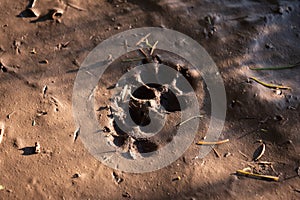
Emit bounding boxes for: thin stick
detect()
[136,33,151,46]
[250,62,300,70]
[236,170,279,181]
[150,41,158,55]
[249,77,291,90]
[0,122,5,144]
[238,150,250,160]
[212,147,220,158]
[176,115,203,127]
[197,139,229,145]
[139,48,148,58]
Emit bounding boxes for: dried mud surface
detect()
[0,0,300,199]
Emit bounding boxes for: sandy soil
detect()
[0,0,299,199]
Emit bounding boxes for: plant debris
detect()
[0,121,5,144]
[42,85,48,97]
[136,33,151,46]
[73,127,80,142]
[197,139,229,145]
[249,77,291,90]
[172,176,181,181]
[177,115,203,127]
[236,169,279,181]
[112,172,123,184]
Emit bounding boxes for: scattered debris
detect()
[122,191,131,198]
[103,126,111,133]
[253,143,266,161]
[224,152,232,157]
[197,139,229,145]
[177,115,203,127]
[212,147,221,158]
[145,39,153,48]
[72,173,81,178]
[56,41,70,50]
[35,142,41,154]
[136,33,151,46]
[258,161,273,165]
[0,185,4,190]
[238,150,250,160]
[236,169,279,181]
[0,122,5,144]
[242,167,252,172]
[0,61,8,72]
[14,40,21,54]
[150,41,158,55]
[32,120,36,126]
[7,111,16,119]
[275,89,282,95]
[297,167,300,177]
[42,85,48,98]
[39,59,49,64]
[73,127,80,142]
[112,172,123,184]
[30,48,37,54]
[172,176,181,181]
[36,110,47,116]
[249,77,291,90]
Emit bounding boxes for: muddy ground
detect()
[0,0,300,199]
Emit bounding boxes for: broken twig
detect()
[236,169,279,181]
[136,33,151,46]
[150,41,158,55]
[197,139,229,145]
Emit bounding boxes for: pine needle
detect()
[197,139,229,145]
[249,77,291,90]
